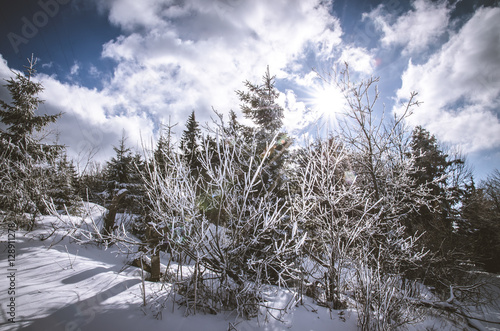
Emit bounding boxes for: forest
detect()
[1,58,500,330]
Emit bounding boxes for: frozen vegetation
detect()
[1,60,500,330]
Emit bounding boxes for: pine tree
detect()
[78,161,106,203]
[103,132,145,215]
[47,150,79,211]
[236,66,284,137]
[410,126,449,195]
[405,126,469,286]
[105,132,134,191]
[0,55,62,224]
[236,68,290,195]
[0,55,61,161]
[180,110,202,177]
[465,170,500,272]
[154,121,176,176]
[407,126,450,234]
[407,126,465,233]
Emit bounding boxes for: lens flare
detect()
[303,81,346,131]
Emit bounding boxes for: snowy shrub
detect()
[141,122,306,318]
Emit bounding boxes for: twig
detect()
[140,257,147,306]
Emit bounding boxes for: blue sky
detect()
[0,0,499,180]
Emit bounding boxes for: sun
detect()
[304,81,346,129]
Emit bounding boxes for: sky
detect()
[0,0,499,180]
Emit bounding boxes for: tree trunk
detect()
[103,189,127,238]
[146,225,162,282]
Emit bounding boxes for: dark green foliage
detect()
[180,110,202,177]
[235,68,290,195]
[462,171,500,272]
[103,133,145,214]
[0,57,61,162]
[406,126,452,236]
[47,150,80,211]
[403,126,473,287]
[236,66,284,137]
[77,161,106,202]
[0,56,63,223]
[105,133,134,188]
[154,123,176,175]
[479,170,500,272]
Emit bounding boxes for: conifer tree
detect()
[463,170,500,272]
[103,133,145,215]
[405,126,469,285]
[154,121,176,176]
[105,132,134,191]
[236,68,290,194]
[180,110,202,177]
[47,150,79,210]
[0,55,61,161]
[407,126,464,234]
[78,161,106,203]
[0,55,62,223]
[236,66,284,137]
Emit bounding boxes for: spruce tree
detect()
[466,170,500,272]
[0,55,62,224]
[105,132,134,191]
[154,121,176,176]
[104,133,145,215]
[236,66,284,137]
[180,110,202,177]
[236,68,290,194]
[0,55,61,161]
[48,150,79,211]
[406,126,468,285]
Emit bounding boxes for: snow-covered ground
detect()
[0,209,357,331]
[1,206,499,331]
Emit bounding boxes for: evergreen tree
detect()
[408,126,466,232]
[0,55,62,224]
[463,170,500,272]
[105,132,134,191]
[154,121,176,176]
[236,66,284,137]
[180,110,202,177]
[78,161,106,203]
[236,68,290,195]
[47,150,79,210]
[406,126,469,285]
[0,55,61,161]
[406,126,450,235]
[410,126,449,195]
[103,132,145,214]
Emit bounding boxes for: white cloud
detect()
[0,54,154,166]
[41,61,53,69]
[40,73,155,163]
[280,89,309,136]
[395,6,500,153]
[99,0,343,129]
[69,62,80,76]
[3,1,345,165]
[365,0,452,55]
[97,0,168,31]
[338,46,375,75]
[89,65,100,78]
[0,56,14,108]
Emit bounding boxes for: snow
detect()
[1,207,499,330]
[0,211,358,331]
